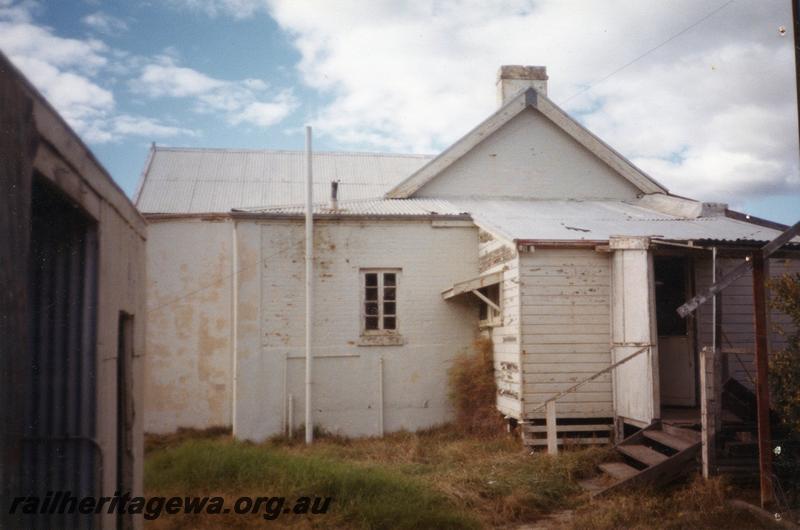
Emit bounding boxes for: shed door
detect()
[611,247,659,425]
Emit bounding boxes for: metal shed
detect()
[0,52,147,529]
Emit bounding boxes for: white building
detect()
[137,66,799,447]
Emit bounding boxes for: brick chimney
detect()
[496,65,548,107]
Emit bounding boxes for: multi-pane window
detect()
[362,270,398,333]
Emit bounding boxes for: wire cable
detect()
[146,238,305,314]
[560,0,736,105]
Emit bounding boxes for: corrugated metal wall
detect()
[20,178,100,529]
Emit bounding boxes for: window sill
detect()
[357,334,404,347]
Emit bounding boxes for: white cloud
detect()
[82,11,129,35]
[0,8,113,131]
[10,55,114,125]
[132,56,297,127]
[137,60,225,97]
[0,17,107,72]
[0,2,196,144]
[230,91,296,126]
[83,114,198,143]
[263,0,799,203]
[0,0,38,23]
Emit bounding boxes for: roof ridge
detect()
[153,146,435,158]
[235,196,451,212]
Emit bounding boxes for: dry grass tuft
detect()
[145,425,231,454]
[567,476,780,529]
[145,424,611,528]
[448,337,505,435]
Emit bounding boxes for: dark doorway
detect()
[654,256,697,408]
[117,312,135,529]
[23,177,99,529]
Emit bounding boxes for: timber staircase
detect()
[716,377,790,481]
[580,422,701,496]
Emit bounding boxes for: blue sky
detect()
[1,0,798,223]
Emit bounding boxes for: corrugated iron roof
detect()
[236,198,468,217]
[135,147,795,245]
[135,147,434,213]
[450,199,797,244]
[234,197,796,245]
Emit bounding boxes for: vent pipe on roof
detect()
[330,181,339,211]
[497,65,548,107]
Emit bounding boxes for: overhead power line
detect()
[146,238,304,315]
[560,0,736,105]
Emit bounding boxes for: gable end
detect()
[386,88,667,199]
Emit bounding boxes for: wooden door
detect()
[610,242,659,425]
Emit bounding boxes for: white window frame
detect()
[477,283,503,328]
[360,268,400,336]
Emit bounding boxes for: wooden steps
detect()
[617,444,669,466]
[598,462,638,481]
[579,421,701,497]
[642,429,694,451]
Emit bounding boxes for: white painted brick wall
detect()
[234,218,479,441]
[144,219,234,433]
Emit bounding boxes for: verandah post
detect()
[700,346,720,478]
[546,400,558,455]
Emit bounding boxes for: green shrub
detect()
[769,272,800,433]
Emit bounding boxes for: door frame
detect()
[654,253,700,409]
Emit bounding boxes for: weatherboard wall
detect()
[477,228,523,418]
[519,248,614,419]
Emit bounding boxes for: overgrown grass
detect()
[145,427,777,529]
[147,438,472,529]
[145,426,609,528]
[145,426,232,455]
[566,477,779,530]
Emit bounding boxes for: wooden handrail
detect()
[530,344,651,455]
[530,345,651,414]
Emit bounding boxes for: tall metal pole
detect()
[305,126,314,444]
[752,254,773,507]
[793,0,800,152]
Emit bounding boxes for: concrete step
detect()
[618,444,669,467]
[578,475,618,495]
[598,462,639,481]
[642,429,694,451]
[661,423,701,443]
